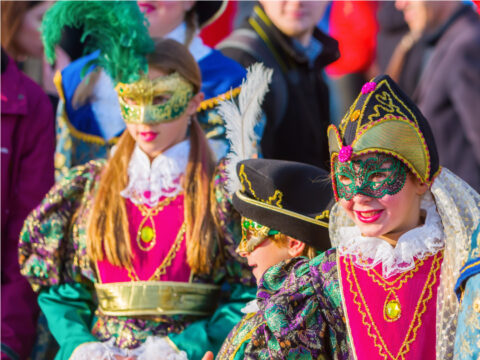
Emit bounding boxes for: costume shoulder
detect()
[198,49,246,101]
[19,159,106,291]
[255,257,331,358]
[211,158,256,287]
[456,224,480,298]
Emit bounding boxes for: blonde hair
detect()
[87,39,217,274]
[271,233,317,259]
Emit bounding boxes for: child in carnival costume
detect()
[257,74,480,359]
[48,1,251,179]
[453,224,480,360]
[19,4,262,359]
[213,157,351,359]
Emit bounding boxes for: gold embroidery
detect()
[315,210,330,220]
[367,257,426,322]
[127,222,186,281]
[238,164,284,208]
[351,110,361,122]
[343,251,443,359]
[134,194,180,252]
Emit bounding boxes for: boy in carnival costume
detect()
[19,3,263,359]
[213,158,350,359]
[257,74,480,359]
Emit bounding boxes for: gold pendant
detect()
[384,290,401,322]
[136,214,156,251]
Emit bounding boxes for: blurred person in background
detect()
[324,1,378,121]
[1,1,71,111]
[1,46,55,360]
[218,0,339,170]
[393,1,480,192]
[54,0,248,180]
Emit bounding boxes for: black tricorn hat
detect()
[232,158,334,252]
[328,74,440,196]
[194,1,227,28]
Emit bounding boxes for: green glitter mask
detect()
[115,72,194,124]
[334,154,407,200]
[235,217,280,254]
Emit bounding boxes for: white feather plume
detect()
[217,63,273,195]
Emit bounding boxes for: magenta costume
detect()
[1,50,55,360]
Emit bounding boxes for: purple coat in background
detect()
[414,6,480,192]
[1,52,55,360]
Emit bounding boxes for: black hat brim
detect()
[195,1,227,28]
[233,191,331,252]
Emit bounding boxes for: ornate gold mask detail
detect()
[115,72,194,124]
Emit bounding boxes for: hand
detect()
[202,351,214,360]
[114,356,136,360]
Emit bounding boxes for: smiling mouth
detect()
[355,210,383,223]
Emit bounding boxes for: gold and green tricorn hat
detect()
[328,74,440,200]
[41,1,195,125]
[232,158,334,255]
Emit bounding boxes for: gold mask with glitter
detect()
[235,217,281,255]
[115,72,194,124]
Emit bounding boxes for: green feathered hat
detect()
[41,0,154,84]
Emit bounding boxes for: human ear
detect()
[287,237,306,257]
[186,92,204,116]
[412,175,429,196]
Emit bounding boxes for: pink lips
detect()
[138,2,156,14]
[139,131,158,142]
[355,209,384,223]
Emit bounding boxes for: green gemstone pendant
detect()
[384,290,401,322]
[140,226,154,243]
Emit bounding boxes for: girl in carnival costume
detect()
[257,74,480,360]
[48,1,248,179]
[19,4,262,358]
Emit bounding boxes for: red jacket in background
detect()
[199,1,237,47]
[326,1,378,76]
[1,53,55,360]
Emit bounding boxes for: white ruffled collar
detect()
[120,140,189,206]
[166,22,212,62]
[337,193,445,278]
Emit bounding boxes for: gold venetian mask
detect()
[115,72,194,124]
[236,217,281,255]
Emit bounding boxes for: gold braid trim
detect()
[197,86,242,112]
[343,251,443,359]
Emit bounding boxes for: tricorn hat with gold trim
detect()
[328,74,439,199]
[232,158,333,252]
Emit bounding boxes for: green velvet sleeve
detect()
[168,283,257,359]
[38,283,97,360]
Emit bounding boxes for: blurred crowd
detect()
[1,1,480,359]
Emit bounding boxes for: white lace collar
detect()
[166,22,212,62]
[120,140,189,206]
[337,192,445,278]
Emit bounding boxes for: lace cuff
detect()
[136,337,188,360]
[70,340,123,360]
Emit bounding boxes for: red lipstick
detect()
[355,209,384,223]
[138,2,155,14]
[139,131,158,142]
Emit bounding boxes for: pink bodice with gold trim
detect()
[339,252,443,360]
[96,194,191,283]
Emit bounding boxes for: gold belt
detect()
[95,281,221,317]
